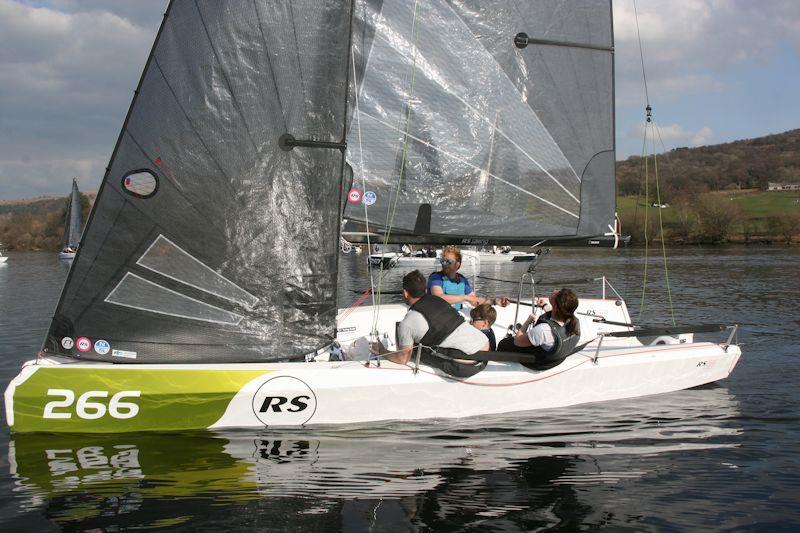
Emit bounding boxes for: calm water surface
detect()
[0,247,798,530]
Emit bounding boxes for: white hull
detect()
[0,256,7,263]
[477,251,537,263]
[5,338,740,432]
[4,297,741,433]
[216,343,739,428]
[368,252,438,268]
[58,252,75,260]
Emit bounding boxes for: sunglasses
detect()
[438,258,455,265]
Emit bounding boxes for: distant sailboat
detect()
[0,242,7,264]
[57,179,82,260]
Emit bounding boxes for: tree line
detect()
[0,194,92,251]
[617,128,799,198]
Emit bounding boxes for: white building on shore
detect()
[767,182,800,191]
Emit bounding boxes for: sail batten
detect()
[364,32,584,196]
[358,111,580,218]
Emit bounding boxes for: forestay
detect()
[43,0,352,363]
[344,0,615,244]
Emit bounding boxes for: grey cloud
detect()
[614,0,800,107]
[0,0,166,199]
[26,0,167,27]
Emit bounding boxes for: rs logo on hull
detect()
[259,395,310,413]
[252,377,317,426]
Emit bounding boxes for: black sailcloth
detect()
[344,0,615,244]
[44,0,352,363]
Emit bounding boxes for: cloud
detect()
[628,123,714,149]
[0,0,166,199]
[614,0,800,106]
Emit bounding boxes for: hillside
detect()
[616,129,800,198]
[0,193,94,251]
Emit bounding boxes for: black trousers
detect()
[420,349,485,378]
[495,336,564,371]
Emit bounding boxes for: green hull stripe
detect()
[12,368,269,433]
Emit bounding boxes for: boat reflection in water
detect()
[9,386,741,530]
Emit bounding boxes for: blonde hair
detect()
[442,245,462,263]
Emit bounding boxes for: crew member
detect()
[497,288,581,370]
[427,246,508,310]
[373,270,489,377]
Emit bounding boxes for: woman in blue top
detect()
[427,246,508,310]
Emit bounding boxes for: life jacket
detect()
[527,312,581,369]
[409,294,484,378]
[410,294,465,347]
[495,312,581,370]
[440,273,468,310]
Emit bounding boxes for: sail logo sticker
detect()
[61,337,74,350]
[112,349,138,360]
[252,376,317,426]
[94,340,110,355]
[347,188,362,203]
[363,191,377,206]
[75,337,92,352]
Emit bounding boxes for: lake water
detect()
[1,247,798,530]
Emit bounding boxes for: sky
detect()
[0,0,798,199]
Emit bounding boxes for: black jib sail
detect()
[344,0,615,244]
[43,0,353,363]
[62,179,82,250]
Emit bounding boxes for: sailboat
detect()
[4,0,740,434]
[0,243,7,264]
[57,179,82,260]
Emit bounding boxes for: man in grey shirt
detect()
[374,270,489,367]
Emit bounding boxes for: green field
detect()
[615,189,800,243]
[617,190,800,222]
[726,190,800,217]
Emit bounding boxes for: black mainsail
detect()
[61,179,82,251]
[344,0,615,244]
[44,0,353,363]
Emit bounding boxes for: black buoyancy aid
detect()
[534,312,581,364]
[410,294,484,378]
[410,294,466,347]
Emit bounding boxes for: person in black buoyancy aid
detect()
[497,288,581,370]
[371,270,489,378]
